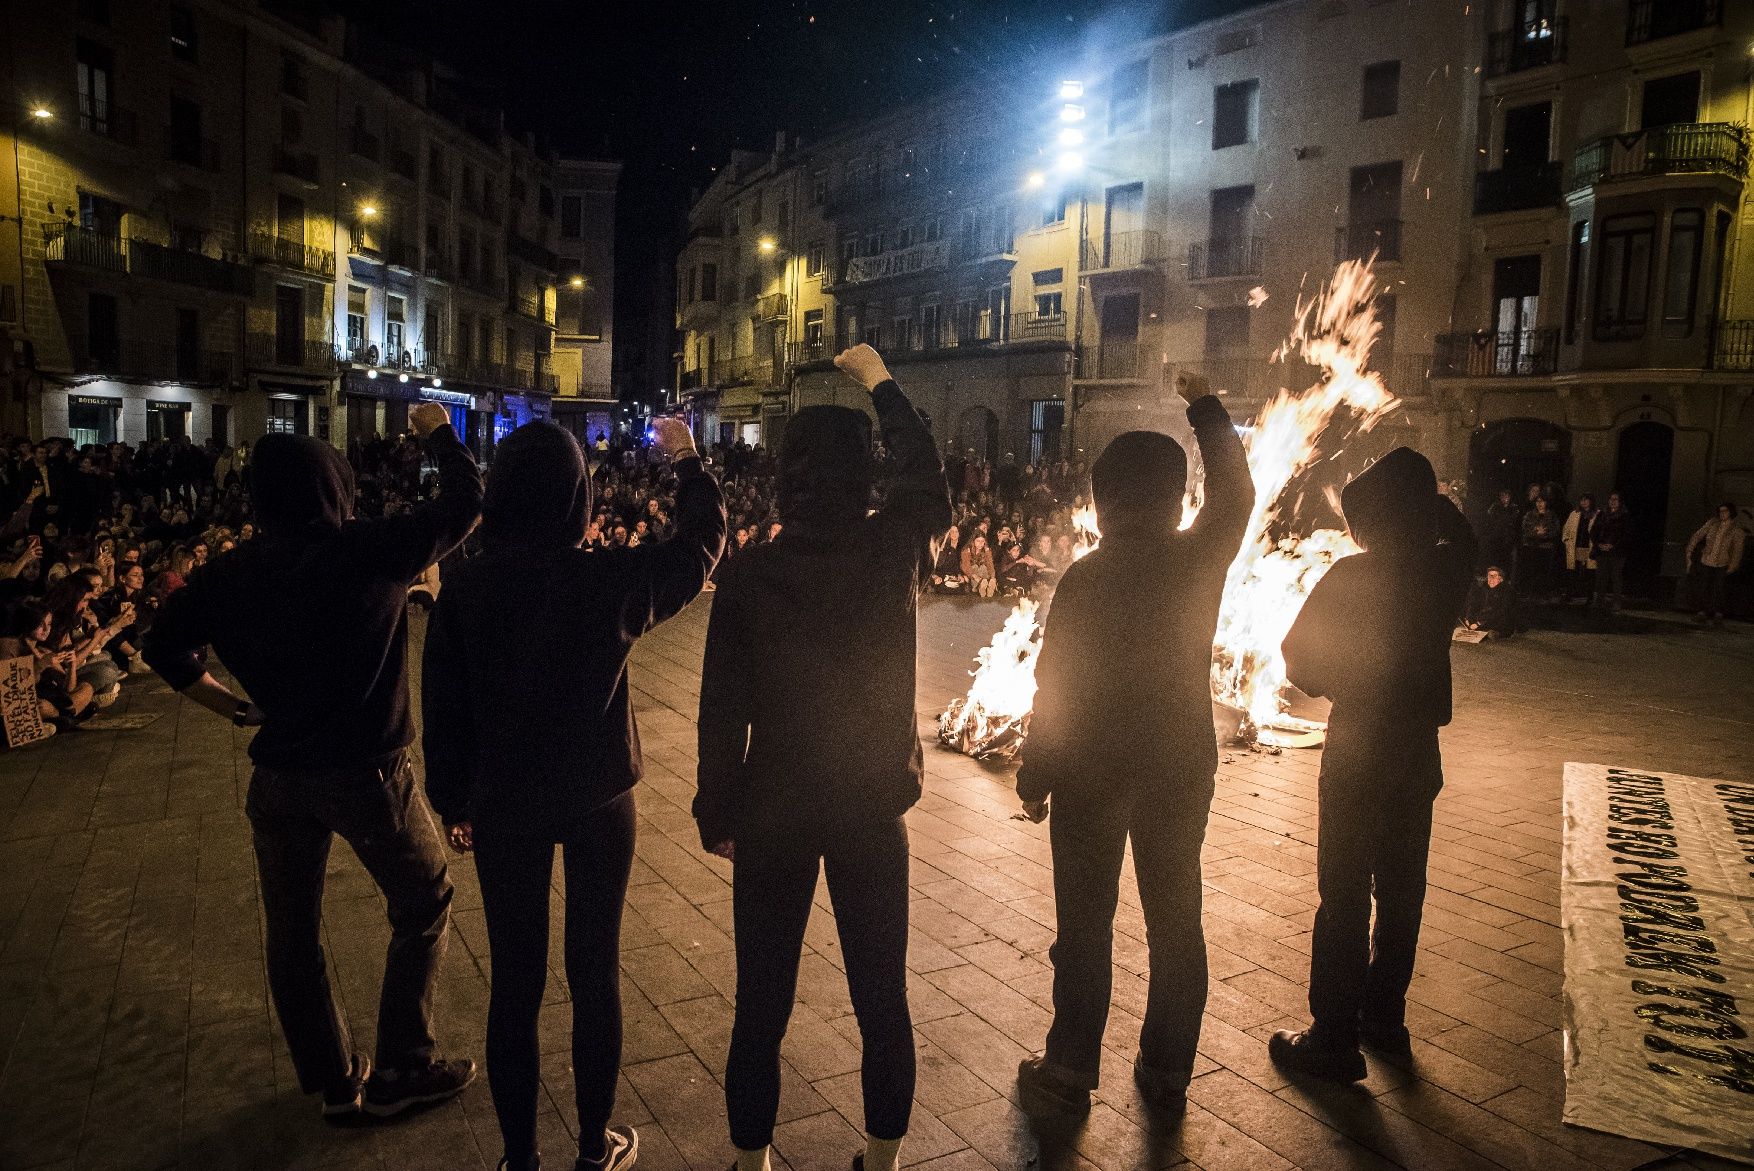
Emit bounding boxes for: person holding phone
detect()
[422,416,723,1171]
[145,400,483,1122]
[695,344,950,1171]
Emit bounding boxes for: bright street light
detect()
[359,204,378,218]
[1059,80,1084,99]
[30,106,53,120]
[569,275,585,288]
[1057,127,1084,147]
[1025,171,1046,190]
[432,377,443,388]
[758,237,777,253]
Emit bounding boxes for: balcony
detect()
[510,289,554,324]
[1077,344,1153,381]
[1473,162,1563,215]
[1434,328,1558,377]
[1334,218,1403,263]
[128,238,254,294]
[1570,123,1750,190]
[1163,354,1279,399]
[1081,230,1166,272]
[1627,0,1720,46]
[44,224,127,272]
[507,233,559,271]
[76,91,136,144]
[68,338,238,384]
[786,339,836,367]
[1486,17,1567,77]
[1713,321,1754,372]
[273,145,320,185]
[756,292,788,321]
[250,231,335,277]
[1187,235,1263,281]
[930,311,1068,351]
[166,130,221,172]
[679,367,705,391]
[247,332,337,373]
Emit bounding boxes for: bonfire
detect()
[938,259,1402,756]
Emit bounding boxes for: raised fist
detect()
[833,344,892,393]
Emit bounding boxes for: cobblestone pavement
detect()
[2,595,1751,1171]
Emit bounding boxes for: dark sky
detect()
[328,0,1259,397]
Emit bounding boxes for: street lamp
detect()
[758,237,777,254]
[30,106,52,121]
[569,275,585,288]
[1059,80,1084,99]
[359,204,378,219]
[1025,171,1047,190]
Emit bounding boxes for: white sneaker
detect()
[577,1126,639,1171]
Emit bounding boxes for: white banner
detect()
[843,239,949,285]
[1561,762,1754,1163]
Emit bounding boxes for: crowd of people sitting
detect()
[929,450,1093,598]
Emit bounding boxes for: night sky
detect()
[326,0,1264,398]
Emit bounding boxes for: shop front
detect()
[66,394,122,447]
[260,380,330,441]
[494,392,555,445]
[551,396,620,448]
[341,371,495,457]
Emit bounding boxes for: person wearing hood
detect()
[143,401,482,1120]
[1012,373,1253,1119]
[1271,447,1477,1081]
[694,344,950,1171]
[421,416,722,1171]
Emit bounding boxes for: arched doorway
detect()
[1614,420,1674,596]
[955,405,999,465]
[1466,417,1571,518]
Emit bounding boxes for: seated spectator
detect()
[961,533,998,599]
[933,526,966,593]
[1462,566,1517,638]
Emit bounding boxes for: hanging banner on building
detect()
[1,657,52,749]
[843,239,949,285]
[1561,762,1754,1164]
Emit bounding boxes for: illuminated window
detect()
[806,242,824,277]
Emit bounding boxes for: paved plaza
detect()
[1,595,1751,1171]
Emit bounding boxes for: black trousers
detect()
[245,752,452,1093]
[474,791,637,1165]
[1308,728,1441,1044]
[1045,777,1211,1090]
[1699,565,1730,615]
[727,816,914,1151]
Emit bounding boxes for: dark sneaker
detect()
[1268,1029,1367,1082]
[363,1056,478,1116]
[321,1054,371,1120]
[1017,1055,1092,1117]
[1132,1061,1188,1113]
[1357,1020,1413,1063]
[575,1125,638,1171]
[499,1157,541,1171]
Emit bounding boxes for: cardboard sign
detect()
[1,656,52,748]
[1561,762,1754,1163]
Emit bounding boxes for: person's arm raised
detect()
[1178,372,1255,553]
[616,417,726,639]
[836,344,952,572]
[363,401,485,581]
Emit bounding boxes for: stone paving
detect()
[1,595,1751,1171]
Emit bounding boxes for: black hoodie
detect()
[1281,447,1477,737]
[421,423,724,834]
[144,425,483,770]
[694,380,950,847]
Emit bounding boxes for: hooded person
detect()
[694,345,950,1171]
[142,401,483,1121]
[1270,446,1476,1081]
[1013,373,1253,1119]
[421,417,721,1171]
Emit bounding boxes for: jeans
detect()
[1045,777,1212,1090]
[77,656,125,696]
[245,752,452,1093]
[1594,554,1627,608]
[1307,727,1441,1043]
[473,792,637,1166]
[727,816,914,1150]
[1699,565,1730,616]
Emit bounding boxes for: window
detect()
[806,241,824,277]
[923,216,942,242]
[811,171,827,206]
[1375,294,1398,357]
[1033,269,1065,319]
[1594,213,1655,339]
[274,285,303,365]
[386,295,406,359]
[1041,191,1068,227]
[1662,208,1704,334]
[700,262,718,301]
[1360,61,1400,120]
[281,104,303,146]
[743,272,759,301]
[539,186,554,217]
[725,204,739,236]
[921,302,941,348]
[894,315,914,351]
[169,6,198,61]
[803,309,824,347]
[1492,256,1541,372]
[277,193,305,243]
[174,308,199,380]
[76,39,114,134]
[479,318,493,362]
[148,401,190,441]
[751,191,764,225]
[1109,60,1148,135]
[1030,400,1065,464]
[169,96,202,166]
[1205,305,1250,354]
[864,231,883,257]
[863,323,882,348]
[684,267,696,304]
[1565,220,1588,345]
[894,224,913,250]
[560,196,584,237]
[78,191,121,235]
[505,327,518,366]
[280,53,306,100]
[346,286,368,353]
[266,398,304,436]
[841,238,858,269]
[1212,80,1259,149]
[1641,72,1700,130]
[88,292,120,369]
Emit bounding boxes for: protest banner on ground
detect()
[1562,762,1754,1163]
[1,656,52,749]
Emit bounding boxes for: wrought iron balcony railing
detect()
[1627,0,1720,46]
[756,292,788,321]
[1570,123,1750,189]
[77,91,136,144]
[1187,235,1263,280]
[1334,218,1403,263]
[1712,320,1754,372]
[1081,230,1167,272]
[1434,328,1559,376]
[128,238,254,294]
[44,224,127,272]
[250,231,335,277]
[247,332,337,372]
[1077,344,1153,381]
[1486,17,1567,77]
[1473,162,1563,215]
[68,338,238,384]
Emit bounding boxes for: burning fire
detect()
[939,259,1402,755]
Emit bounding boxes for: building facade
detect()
[550,157,621,444]
[674,0,1753,595]
[1,0,616,456]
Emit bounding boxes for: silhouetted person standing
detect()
[1270,447,1477,1081]
[144,402,482,1119]
[695,344,949,1171]
[1013,374,1253,1117]
[423,417,723,1171]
